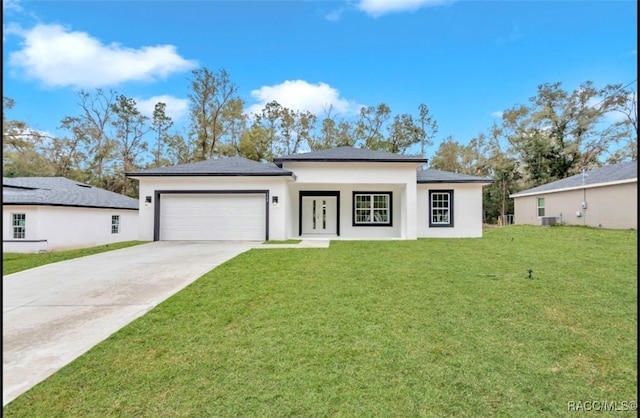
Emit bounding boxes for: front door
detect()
[302,196,337,235]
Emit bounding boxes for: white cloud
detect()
[496,26,523,45]
[325,7,345,21]
[2,0,23,12]
[136,95,189,124]
[491,111,503,118]
[357,0,452,17]
[247,80,362,117]
[8,23,197,88]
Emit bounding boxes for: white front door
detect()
[302,196,337,235]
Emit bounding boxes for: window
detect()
[111,215,120,234]
[429,190,454,227]
[12,213,26,239]
[353,192,392,226]
[537,198,545,217]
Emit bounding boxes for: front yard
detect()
[3,226,637,417]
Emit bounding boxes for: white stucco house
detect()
[3,177,139,253]
[510,161,637,229]
[127,147,492,242]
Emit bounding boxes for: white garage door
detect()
[160,193,266,241]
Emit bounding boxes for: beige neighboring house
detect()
[3,177,139,253]
[510,161,637,229]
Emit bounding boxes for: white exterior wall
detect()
[3,205,139,253]
[135,176,289,241]
[281,162,420,240]
[416,183,485,238]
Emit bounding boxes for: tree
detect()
[601,84,638,163]
[238,120,273,162]
[72,89,118,188]
[188,67,239,160]
[354,103,391,149]
[308,105,356,150]
[150,102,174,168]
[110,95,150,196]
[48,116,90,181]
[417,103,438,158]
[217,98,247,156]
[274,107,316,156]
[502,81,628,187]
[387,113,422,154]
[2,97,55,177]
[429,136,466,172]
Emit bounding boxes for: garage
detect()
[159,192,267,241]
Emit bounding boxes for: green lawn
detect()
[3,226,637,417]
[2,241,148,276]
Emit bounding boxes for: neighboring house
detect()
[510,161,637,229]
[3,177,139,253]
[127,147,492,241]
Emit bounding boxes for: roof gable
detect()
[273,146,427,164]
[3,177,138,209]
[511,161,637,197]
[127,156,292,177]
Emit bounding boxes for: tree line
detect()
[3,67,637,223]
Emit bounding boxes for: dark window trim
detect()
[298,191,340,236]
[428,189,454,228]
[11,212,26,239]
[153,190,270,241]
[111,214,120,234]
[352,191,393,227]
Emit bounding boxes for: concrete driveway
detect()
[2,241,256,406]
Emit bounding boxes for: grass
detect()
[263,239,302,244]
[3,226,637,417]
[2,241,148,276]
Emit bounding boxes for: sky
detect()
[2,0,638,158]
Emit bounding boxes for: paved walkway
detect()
[2,239,329,406]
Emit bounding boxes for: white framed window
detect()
[111,215,120,234]
[537,197,545,217]
[429,190,454,227]
[12,213,26,239]
[353,192,392,226]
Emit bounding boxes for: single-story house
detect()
[127,147,492,241]
[3,177,139,253]
[510,161,637,229]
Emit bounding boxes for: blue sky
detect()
[2,0,637,157]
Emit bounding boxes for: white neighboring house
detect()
[510,161,637,229]
[127,147,492,241]
[3,177,139,253]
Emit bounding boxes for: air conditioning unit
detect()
[541,216,557,226]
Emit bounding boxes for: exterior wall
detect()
[135,176,289,241]
[3,205,139,253]
[286,183,406,239]
[281,162,420,239]
[416,183,485,238]
[513,181,637,229]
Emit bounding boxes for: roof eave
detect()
[2,202,139,210]
[418,180,493,184]
[510,177,637,198]
[126,172,294,178]
[274,158,428,164]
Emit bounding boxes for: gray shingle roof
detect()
[3,177,139,210]
[417,168,493,184]
[273,146,427,164]
[511,161,637,197]
[127,156,292,177]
